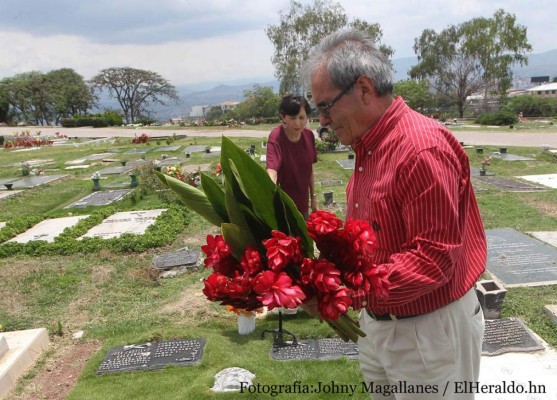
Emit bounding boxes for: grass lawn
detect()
[0,130,556,399]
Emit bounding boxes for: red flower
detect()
[202,273,229,300]
[240,246,262,276]
[318,287,353,320]
[262,230,302,272]
[300,258,341,293]
[362,265,390,301]
[307,210,343,239]
[253,270,306,310]
[201,234,241,276]
[342,219,378,257]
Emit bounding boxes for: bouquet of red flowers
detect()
[156,137,390,342]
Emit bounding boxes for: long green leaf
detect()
[222,137,278,229]
[155,171,224,227]
[221,223,257,260]
[200,173,229,223]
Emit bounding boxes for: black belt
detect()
[366,308,418,321]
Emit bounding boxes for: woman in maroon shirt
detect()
[266,95,318,219]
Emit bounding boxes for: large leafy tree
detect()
[46,68,94,124]
[90,67,179,124]
[410,9,531,117]
[266,0,393,95]
[394,79,435,113]
[228,85,280,122]
[0,69,93,125]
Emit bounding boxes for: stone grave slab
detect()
[0,222,5,229]
[270,338,358,361]
[486,228,557,287]
[0,178,19,187]
[99,165,134,175]
[489,152,535,161]
[151,248,199,271]
[19,159,54,167]
[124,148,151,154]
[0,190,22,200]
[83,153,115,161]
[528,231,557,249]
[65,165,90,170]
[97,338,205,374]
[474,176,547,192]
[336,159,354,170]
[470,167,495,177]
[518,173,557,189]
[183,145,206,153]
[154,146,181,152]
[158,158,185,167]
[7,215,88,243]
[65,158,88,165]
[319,179,342,187]
[65,189,133,208]
[9,174,68,189]
[202,151,221,158]
[79,209,166,239]
[482,318,543,356]
[183,164,211,174]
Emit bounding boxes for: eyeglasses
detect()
[315,79,358,117]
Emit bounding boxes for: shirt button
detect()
[367,151,372,155]
[358,166,363,172]
[355,203,359,208]
[361,300,368,306]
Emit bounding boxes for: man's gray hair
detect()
[300,28,393,96]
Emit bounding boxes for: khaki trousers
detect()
[358,288,484,400]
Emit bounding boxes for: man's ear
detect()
[357,76,375,104]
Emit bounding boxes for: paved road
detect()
[1,125,557,147]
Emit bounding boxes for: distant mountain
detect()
[95,50,556,122]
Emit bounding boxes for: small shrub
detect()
[475,111,518,126]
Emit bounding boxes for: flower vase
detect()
[130,174,138,187]
[237,314,256,335]
[92,178,101,191]
[479,169,486,176]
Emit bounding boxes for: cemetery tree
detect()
[90,67,179,124]
[410,9,531,117]
[228,85,280,122]
[394,79,435,113]
[0,72,50,125]
[266,0,392,95]
[45,68,94,124]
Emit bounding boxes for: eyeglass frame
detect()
[315,78,359,117]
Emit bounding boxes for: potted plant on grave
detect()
[21,162,31,176]
[91,171,101,191]
[480,156,492,176]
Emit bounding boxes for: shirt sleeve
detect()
[266,137,282,171]
[352,147,464,310]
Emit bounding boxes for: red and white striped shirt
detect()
[348,97,486,316]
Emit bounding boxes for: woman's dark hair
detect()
[279,95,311,117]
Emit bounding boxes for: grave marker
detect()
[475,176,547,192]
[79,209,166,239]
[482,318,543,356]
[489,152,535,161]
[65,189,133,208]
[336,159,354,170]
[270,338,358,361]
[7,215,88,243]
[528,231,557,249]
[154,146,181,152]
[151,248,199,271]
[518,173,557,189]
[97,338,205,374]
[486,228,557,287]
[9,175,68,189]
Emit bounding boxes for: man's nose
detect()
[318,114,331,127]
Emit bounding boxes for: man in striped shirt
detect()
[301,29,487,399]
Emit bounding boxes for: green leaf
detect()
[221,136,278,229]
[221,223,257,260]
[200,173,229,223]
[157,172,224,227]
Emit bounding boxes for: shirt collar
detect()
[355,96,409,152]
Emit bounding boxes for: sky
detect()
[0,0,554,87]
